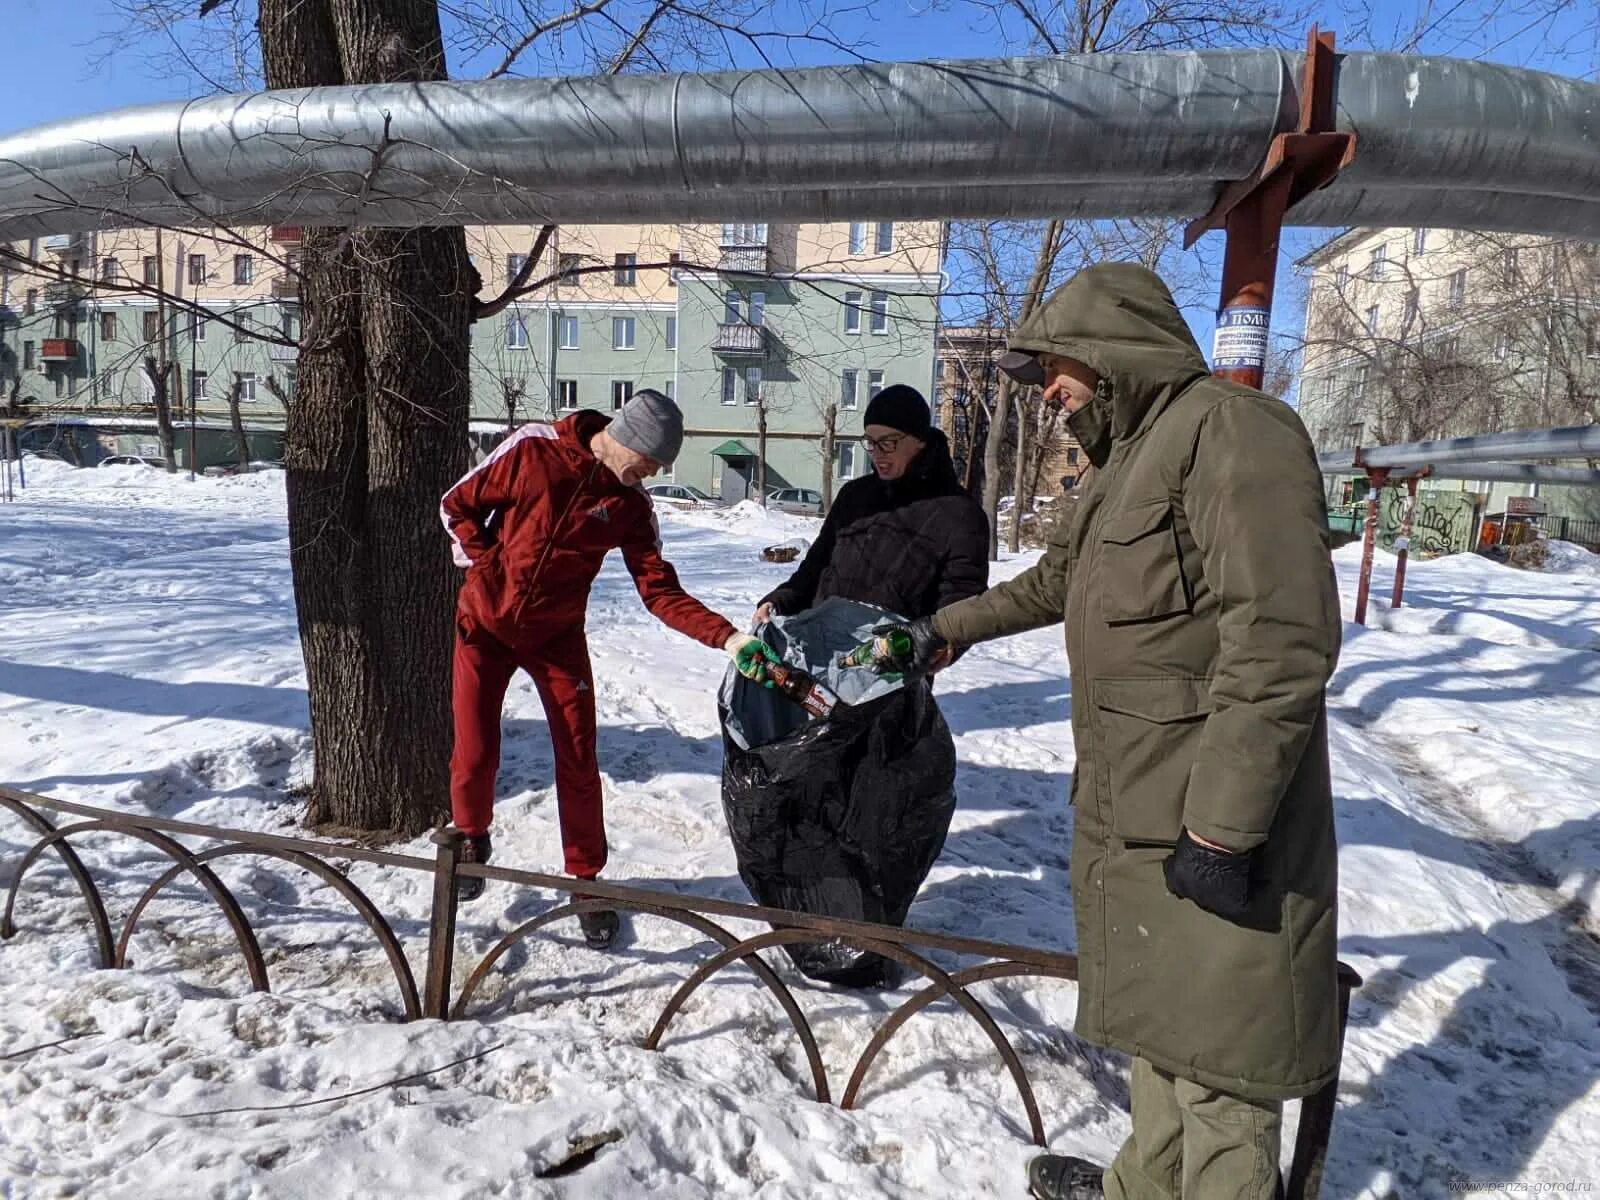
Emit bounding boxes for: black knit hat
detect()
[862,384,932,438]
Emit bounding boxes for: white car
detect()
[98,455,166,469]
[766,487,824,516]
[645,483,724,509]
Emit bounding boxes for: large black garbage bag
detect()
[719,598,957,987]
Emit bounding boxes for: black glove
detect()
[872,616,947,677]
[1163,829,1253,922]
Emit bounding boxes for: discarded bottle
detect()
[764,662,840,720]
[838,628,913,671]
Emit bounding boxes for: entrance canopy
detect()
[710,440,757,461]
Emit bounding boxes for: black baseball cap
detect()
[996,349,1045,385]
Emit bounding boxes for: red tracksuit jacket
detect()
[440,410,735,650]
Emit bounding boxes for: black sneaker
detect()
[577,907,620,950]
[456,833,492,902]
[1027,1154,1105,1199]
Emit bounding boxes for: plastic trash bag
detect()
[719,597,957,987]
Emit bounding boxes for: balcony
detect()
[40,338,80,362]
[269,226,303,244]
[717,245,769,274]
[268,343,299,362]
[41,234,84,256]
[271,276,301,299]
[44,279,89,306]
[711,322,768,357]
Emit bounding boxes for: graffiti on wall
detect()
[1378,488,1477,557]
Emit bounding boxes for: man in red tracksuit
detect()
[440,389,775,946]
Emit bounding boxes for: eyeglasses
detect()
[863,433,906,454]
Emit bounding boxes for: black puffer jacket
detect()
[761,430,990,620]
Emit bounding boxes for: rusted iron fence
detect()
[0,785,1360,1197]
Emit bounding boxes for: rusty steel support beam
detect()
[1391,474,1422,610]
[1188,27,1356,390]
[1353,466,1390,626]
[425,828,464,1021]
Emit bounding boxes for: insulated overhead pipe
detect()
[1,50,1599,240]
[1320,424,1600,471]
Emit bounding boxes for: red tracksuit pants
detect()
[450,617,607,879]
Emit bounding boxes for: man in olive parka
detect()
[884,263,1342,1198]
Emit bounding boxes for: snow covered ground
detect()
[1,460,1598,1198]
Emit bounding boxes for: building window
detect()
[101,257,119,283]
[1334,264,1348,292]
[557,379,579,409]
[749,292,766,327]
[868,368,884,399]
[506,253,527,284]
[1449,268,1467,306]
[234,254,254,285]
[506,312,529,349]
[721,366,737,405]
[144,256,159,285]
[668,252,681,285]
[721,223,768,245]
[614,253,637,286]
[1364,305,1379,336]
[875,222,893,253]
[724,292,742,325]
[1413,228,1427,257]
[188,254,206,285]
[191,370,208,401]
[613,316,636,349]
[557,253,580,282]
[665,317,677,350]
[234,314,250,343]
[23,341,35,369]
[238,372,257,402]
[840,368,858,411]
[143,310,161,341]
[193,314,207,343]
[1067,447,1081,465]
[557,315,579,349]
[837,441,857,479]
[1503,247,1519,279]
[1586,324,1600,360]
[869,291,889,334]
[282,309,301,342]
[1494,330,1512,361]
[665,380,675,401]
[744,366,762,406]
[843,291,862,334]
[611,379,634,410]
[55,373,66,399]
[848,223,866,254]
[24,289,37,315]
[1403,288,1419,327]
[100,311,118,342]
[1370,244,1386,279]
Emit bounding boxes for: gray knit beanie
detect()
[608,388,685,464]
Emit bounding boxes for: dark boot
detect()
[1027,1154,1105,1200]
[574,897,620,950]
[456,833,492,902]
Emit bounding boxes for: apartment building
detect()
[0,219,943,495]
[1296,224,1600,523]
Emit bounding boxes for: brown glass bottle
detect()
[764,663,839,719]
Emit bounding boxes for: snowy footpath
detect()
[2,460,1598,1198]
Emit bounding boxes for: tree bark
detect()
[819,402,836,514]
[1007,391,1031,552]
[756,397,769,505]
[980,375,1013,558]
[144,357,178,468]
[262,0,471,836]
[152,229,180,472]
[229,373,250,470]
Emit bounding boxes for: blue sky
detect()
[5,0,1595,366]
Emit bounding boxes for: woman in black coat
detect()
[756,385,990,643]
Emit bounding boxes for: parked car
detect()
[204,460,285,477]
[645,483,724,509]
[98,455,166,469]
[766,487,824,516]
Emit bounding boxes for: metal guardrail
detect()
[0,784,1359,1194]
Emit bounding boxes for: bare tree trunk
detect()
[819,402,836,513]
[263,0,471,836]
[756,398,769,506]
[1026,404,1063,504]
[981,376,1013,558]
[144,356,178,467]
[153,228,182,472]
[229,372,250,470]
[1007,391,1032,552]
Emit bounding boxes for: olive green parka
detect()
[934,263,1342,1100]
